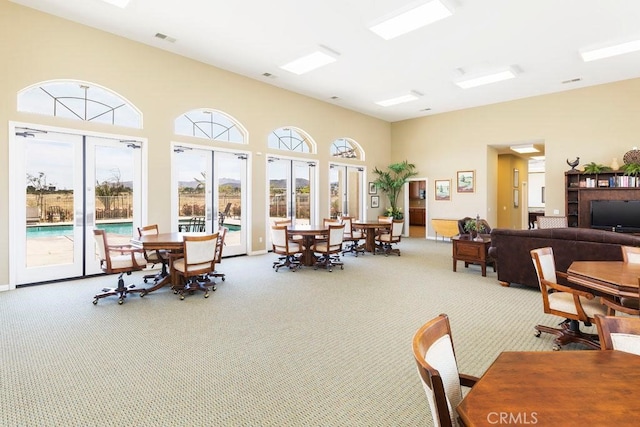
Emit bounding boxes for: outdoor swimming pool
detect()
[27,223,134,238]
[26,222,240,238]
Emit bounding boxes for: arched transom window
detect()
[175,109,246,143]
[268,127,315,154]
[331,137,364,160]
[17,80,142,128]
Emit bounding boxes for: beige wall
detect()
[392,78,640,237]
[0,2,391,286]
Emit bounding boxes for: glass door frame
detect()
[8,121,148,288]
[170,141,250,256]
[267,155,318,227]
[328,162,365,221]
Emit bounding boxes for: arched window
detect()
[268,127,315,154]
[331,137,364,160]
[175,109,246,143]
[17,80,142,128]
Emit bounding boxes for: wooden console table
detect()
[452,235,495,277]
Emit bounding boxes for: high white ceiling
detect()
[11,0,640,122]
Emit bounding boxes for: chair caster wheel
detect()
[204,293,209,298]
[93,299,98,305]
[143,278,149,283]
[552,345,561,351]
[221,277,225,281]
[534,330,541,337]
[180,295,185,300]
[139,291,147,297]
[118,299,124,305]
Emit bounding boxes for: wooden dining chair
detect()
[92,229,147,305]
[412,314,479,427]
[595,314,640,355]
[271,225,304,272]
[311,223,345,272]
[375,219,404,256]
[208,225,228,282]
[530,247,606,350]
[137,224,169,285]
[340,216,364,257]
[172,232,219,299]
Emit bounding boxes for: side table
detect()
[452,235,495,277]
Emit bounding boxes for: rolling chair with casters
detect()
[172,232,219,300]
[311,224,345,272]
[137,224,169,286]
[530,247,606,350]
[208,226,228,282]
[92,229,147,305]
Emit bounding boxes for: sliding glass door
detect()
[329,164,363,220]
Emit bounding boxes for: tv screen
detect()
[590,200,640,232]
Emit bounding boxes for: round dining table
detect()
[352,222,391,252]
[286,224,329,266]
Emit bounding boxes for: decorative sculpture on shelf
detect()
[566,157,580,171]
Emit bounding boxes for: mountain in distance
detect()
[179,178,241,189]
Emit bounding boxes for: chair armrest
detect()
[542,278,595,300]
[459,373,479,388]
[556,271,568,280]
[600,296,640,316]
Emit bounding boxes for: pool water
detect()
[27,223,134,238]
[27,222,240,238]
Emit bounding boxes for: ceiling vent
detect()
[154,33,176,43]
[562,77,582,84]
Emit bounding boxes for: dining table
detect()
[457,350,640,426]
[351,221,391,252]
[130,231,208,293]
[567,260,640,299]
[286,224,329,266]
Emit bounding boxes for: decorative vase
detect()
[611,158,620,170]
[623,147,640,165]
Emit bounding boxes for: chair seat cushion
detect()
[111,252,147,269]
[548,292,607,318]
[312,242,341,252]
[173,258,213,273]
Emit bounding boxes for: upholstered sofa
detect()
[488,227,640,289]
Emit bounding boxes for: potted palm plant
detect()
[372,160,418,219]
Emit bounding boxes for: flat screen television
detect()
[590,200,640,232]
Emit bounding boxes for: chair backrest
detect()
[537,216,568,229]
[391,219,404,238]
[137,224,159,237]
[271,225,289,250]
[595,314,640,355]
[93,229,109,268]
[327,224,345,247]
[621,245,640,263]
[214,226,228,263]
[340,216,353,234]
[182,233,218,274]
[273,219,292,226]
[412,314,463,427]
[323,217,341,227]
[530,247,557,286]
[378,215,393,224]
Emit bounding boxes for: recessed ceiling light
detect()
[580,39,640,62]
[455,68,517,89]
[100,0,130,8]
[280,47,339,75]
[369,0,454,40]
[375,91,422,107]
[510,144,539,154]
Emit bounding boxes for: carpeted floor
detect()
[0,238,593,426]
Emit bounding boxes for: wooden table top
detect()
[457,350,640,426]
[286,224,329,234]
[130,232,208,250]
[352,221,391,229]
[568,260,640,298]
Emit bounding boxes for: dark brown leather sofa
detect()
[488,227,640,289]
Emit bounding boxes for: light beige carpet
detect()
[0,238,593,426]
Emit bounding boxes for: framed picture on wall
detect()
[371,195,380,208]
[513,168,519,188]
[514,189,519,208]
[368,182,377,194]
[434,179,451,201]
[456,170,475,193]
